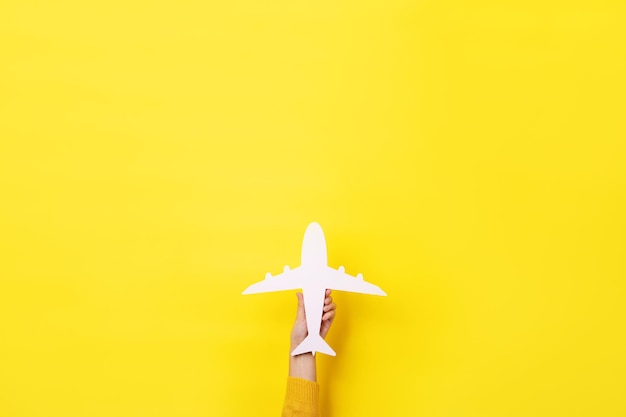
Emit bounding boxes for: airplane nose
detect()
[301,222,328,267]
[305,222,323,234]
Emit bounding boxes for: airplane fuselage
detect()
[299,223,332,353]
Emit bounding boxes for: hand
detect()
[290,289,336,351]
[288,290,335,382]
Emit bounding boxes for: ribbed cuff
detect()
[283,377,320,417]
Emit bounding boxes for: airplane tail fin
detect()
[291,335,336,357]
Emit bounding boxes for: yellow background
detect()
[1,1,625,416]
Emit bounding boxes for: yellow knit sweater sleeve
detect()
[281,377,320,417]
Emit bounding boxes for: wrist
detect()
[289,352,316,382]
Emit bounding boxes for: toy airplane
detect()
[242,222,386,356]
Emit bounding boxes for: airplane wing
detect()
[324,267,386,296]
[242,267,304,294]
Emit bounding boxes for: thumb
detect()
[295,292,306,322]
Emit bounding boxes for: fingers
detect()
[322,308,336,322]
[324,290,333,307]
[322,289,336,321]
[320,290,336,339]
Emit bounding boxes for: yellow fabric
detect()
[282,377,320,417]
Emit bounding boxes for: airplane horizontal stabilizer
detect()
[290,334,336,357]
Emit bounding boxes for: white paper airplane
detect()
[242,222,386,356]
